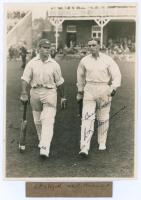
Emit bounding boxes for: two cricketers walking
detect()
[20,38,121,159]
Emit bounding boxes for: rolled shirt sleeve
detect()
[21,60,33,84]
[77,59,86,92]
[54,63,64,86]
[108,57,122,90]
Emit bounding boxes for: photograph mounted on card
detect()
[4,2,137,180]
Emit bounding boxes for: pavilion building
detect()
[41,3,136,49]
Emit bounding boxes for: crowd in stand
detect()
[60,36,135,59]
[7,11,28,33]
[8,43,37,62]
[8,36,135,64]
[104,37,135,54]
[8,41,57,67]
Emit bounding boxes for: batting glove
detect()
[76,91,84,102]
[108,86,117,97]
[61,97,67,109]
[111,89,116,97]
[20,92,29,104]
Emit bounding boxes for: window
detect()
[92,25,101,32]
[92,33,96,37]
[91,25,101,41]
[67,25,76,32]
[98,32,101,37]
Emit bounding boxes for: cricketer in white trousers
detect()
[21,55,64,157]
[30,87,57,156]
[77,52,121,154]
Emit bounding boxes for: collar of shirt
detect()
[34,54,54,63]
[90,52,100,59]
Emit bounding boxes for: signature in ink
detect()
[84,118,94,141]
[110,106,127,120]
[84,128,93,141]
[97,105,127,129]
[98,101,111,109]
[83,105,127,142]
[98,120,108,127]
[84,112,95,120]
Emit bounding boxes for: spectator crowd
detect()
[7,11,28,33]
[8,36,135,64]
[61,37,135,60]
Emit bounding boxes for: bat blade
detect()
[19,119,27,153]
[78,99,83,117]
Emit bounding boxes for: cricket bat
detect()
[19,102,27,153]
[78,99,83,118]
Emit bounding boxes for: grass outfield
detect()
[5,56,135,178]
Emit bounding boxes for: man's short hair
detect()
[38,39,51,48]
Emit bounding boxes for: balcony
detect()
[47,3,136,19]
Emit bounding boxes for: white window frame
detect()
[91,25,101,40]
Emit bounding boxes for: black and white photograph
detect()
[5,2,136,179]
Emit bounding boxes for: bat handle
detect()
[23,102,27,121]
[78,99,83,118]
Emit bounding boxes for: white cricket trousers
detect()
[30,88,57,156]
[80,83,112,153]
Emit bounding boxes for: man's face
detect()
[39,45,51,59]
[88,40,100,56]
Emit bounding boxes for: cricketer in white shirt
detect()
[20,39,67,158]
[77,39,121,157]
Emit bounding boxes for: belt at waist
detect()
[86,81,108,85]
[32,84,54,89]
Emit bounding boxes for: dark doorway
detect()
[41,31,48,39]
[66,33,77,47]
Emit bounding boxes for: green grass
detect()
[6,56,135,178]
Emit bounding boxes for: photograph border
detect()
[3,1,138,182]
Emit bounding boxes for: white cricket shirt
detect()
[21,55,64,88]
[77,52,121,92]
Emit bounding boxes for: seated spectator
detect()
[20,11,26,18]
[63,45,68,56]
[70,40,75,48]
[31,48,37,59]
[122,43,130,54]
[57,43,63,54]
[80,48,87,57]
[50,47,56,59]
[107,38,114,49]
[127,39,133,51]
[113,43,123,54]
[130,42,135,52]
[8,45,14,60]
